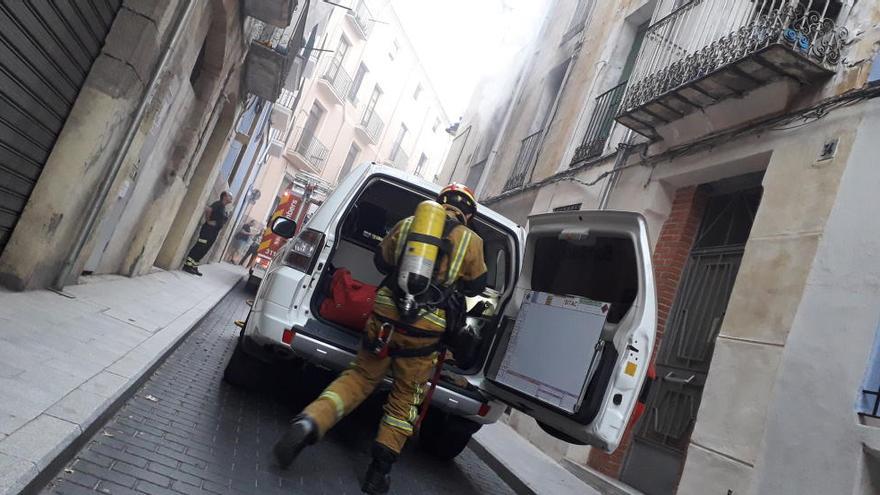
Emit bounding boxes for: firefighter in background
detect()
[273,184,488,494]
[183,191,232,276]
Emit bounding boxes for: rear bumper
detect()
[244,308,504,424]
[287,328,504,424]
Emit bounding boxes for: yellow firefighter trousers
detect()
[302,316,441,453]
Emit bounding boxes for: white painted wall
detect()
[744,98,880,495]
[279,0,451,187]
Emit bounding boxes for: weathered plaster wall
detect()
[95,74,201,275]
[0,0,246,289]
[116,0,246,277]
[744,98,880,495]
[155,96,241,270]
[479,0,654,199]
[0,1,169,289]
[673,104,866,494]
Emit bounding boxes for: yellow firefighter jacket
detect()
[372,207,487,332]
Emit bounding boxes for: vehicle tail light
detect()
[478,403,491,417]
[282,328,295,345]
[284,228,324,273]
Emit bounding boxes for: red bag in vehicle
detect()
[319,268,377,331]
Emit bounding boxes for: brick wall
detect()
[586,185,708,478]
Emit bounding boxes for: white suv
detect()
[225,163,656,459]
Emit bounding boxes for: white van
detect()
[225,163,656,459]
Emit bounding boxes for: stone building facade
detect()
[0,0,308,290]
[440,1,880,493]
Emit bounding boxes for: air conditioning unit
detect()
[270,105,292,130]
[268,139,285,157]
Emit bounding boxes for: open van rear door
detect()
[479,210,656,452]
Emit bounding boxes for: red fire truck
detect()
[248,185,320,287]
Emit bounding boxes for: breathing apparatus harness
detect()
[366,202,472,360]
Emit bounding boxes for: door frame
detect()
[619,182,763,493]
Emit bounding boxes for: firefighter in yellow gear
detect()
[272,183,488,494]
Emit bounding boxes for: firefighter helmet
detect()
[438,183,477,217]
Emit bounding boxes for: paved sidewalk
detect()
[561,459,644,495]
[470,421,601,495]
[0,263,244,495]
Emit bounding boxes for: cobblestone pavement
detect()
[40,282,514,495]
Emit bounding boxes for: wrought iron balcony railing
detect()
[617,0,847,133]
[321,62,353,101]
[503,130,543,192]
[358,109,384,143]
[571,81,627,165]
[290,126,330,172]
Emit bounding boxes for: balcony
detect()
[245,41,290,102]
[571,81,627,165]
[317,62,353,104]
[244,0,297,28]
[244,3,310,102]
[616,0,847,139]
[503,130,543,192]
[286,126,329,173]
[390,147,410,170]
[354,109,384,144]
[345,0,373,39]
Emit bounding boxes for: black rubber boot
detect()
[182,265,202,276]
[273,414,318,469]
[361,443,397,494]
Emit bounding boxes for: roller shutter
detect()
[0,0,121,254]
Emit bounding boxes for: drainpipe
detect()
[53,0,197,291]
[597,129,635,210]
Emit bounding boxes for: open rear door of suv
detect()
[480,210,656,452]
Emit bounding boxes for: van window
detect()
[531,235,637,324]
[336,179,511,292]
[474,223,509,292]
[340,180,420,249]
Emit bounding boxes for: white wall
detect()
[744,99,880,495]
[284,0,451,186]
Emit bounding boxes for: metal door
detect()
[0,1,122,255]
[620,186,761,494]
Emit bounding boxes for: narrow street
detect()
[40,282,514,495]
